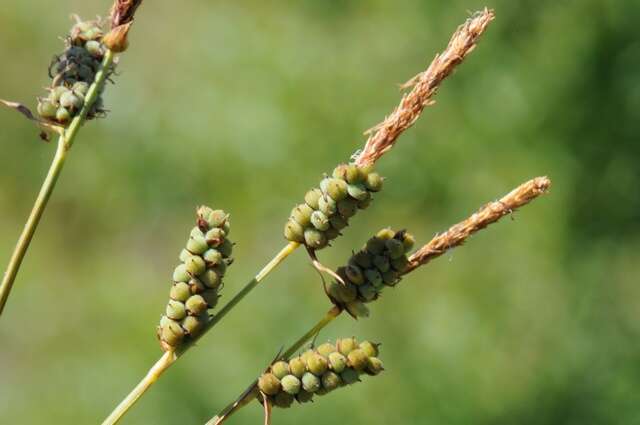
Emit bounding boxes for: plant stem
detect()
[101,350,176,425]
[0,49,115,316]
[101,242,300,424]
[209,306,343,425]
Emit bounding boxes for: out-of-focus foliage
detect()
[0,1,638,424]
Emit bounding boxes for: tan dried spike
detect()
[355,8,495,167]
[406,176,551,272]
[110,0,144,28]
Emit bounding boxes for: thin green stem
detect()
[209,306,343,425]
[101,242,300,425]
[0,49,115,316]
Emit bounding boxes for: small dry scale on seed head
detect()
[158,206,234,351]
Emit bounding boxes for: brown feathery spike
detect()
[110,0,144,28]
[406,176,551,272]
[355,8,495,167]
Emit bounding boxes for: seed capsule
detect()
[359,341,379,358]
[160,320,184,347]
[325,227,340,241]
[376,228,395,240]
[166,300,187,320]
[301,372,321,393]
[365,172,383,192]
[337,198,358,218]
[357,284,377,302]
[271,361,290,380]
[328,352,347,373]
[327,281,357,304]
[172,264,190,282]
[347,349,369,371]
[386,238,405,259]
[402,232,416,252]
[316,343,336,357]
[289,357,307,378]
[204,209,228,228]
[205,228,226,246]
[373,255,391,273]
[37,100,57,119]
[366,357,384,375]
[323,178,348,202]
[304,188,322,209]
[170,282,191,302]
[284,219,305,243]
[56,107,71,123]
[218,239,233,257]
[281,375,302,395]
[200,269,220,288]
[258,373,281,396]
[203,249,223,265]
[318,195,337,216]
[304,228,328,250]
[181,315,204,336]
[306,353,329,376]
[345,265,365,285]
[310,210,330,231]
[329,215,348,230]
[321,371,342,391]
[185,255,206,276]
[337,338,358,356]
[340,368,360,385]
[185,295,208,315]
[347,184,370,201]
[189,277,206,294]
[273,392,294,408]
[346,300,370,318]
[187,236,209,255]
[391,256,409,273]
[364,268,383,287]
[352,251,373,268]
[296,390,314,403]
[382,270,399,286]
[357,197,372,209]
[85,40,102,57]
[201,289,219,308]
[291,204,313,227]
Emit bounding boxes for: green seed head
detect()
[300,349,315,364]
[306,353,329,376]
[284,219,305,243]
[357,283,377,302]
[187,236,209,255]
[324,178,349,201]
[160,319,184,347]
[365,172,384,192]
[327,281,357,304]
[366,357,384,375]
[364,268,383,287]
[321,371,342,391]
[271,361,290,380]
[203,249,223,266]
[316,343,336,357]
[181,315,204,336]
[347,349,369,371]
[301,372,321,393]
[280,375,302,395]
[385,238,405,259]
[340,368,360,385]
[328,352,347,373]
[258,373,281,396]
[185,295,208,315]
[318,195,337,216]
[310,210,330,231]
[304,188,322,210]
[185,255,206,276]
[346,300,370,318]
[337,337,358,356]
[166,300,187,320]
[289,357,307,378]
[345,265,365,285]
[291,204,313,227]
[170,282,191,302]
[172,264,190,283]
[273,392,295,408]
[332,164,349,180]
[205,228,226,247]
[347,184,370,201]
[373,255,391,273]
[337,198,358,218]
[37,100,57,119]
[304,228,328,250]
[359,341,379,358]
[352,251,373,268]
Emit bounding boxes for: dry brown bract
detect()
[406,176,551,272]
[110,0,144,28]
[355,8,495,167]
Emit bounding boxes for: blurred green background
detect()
[1,0,639,424]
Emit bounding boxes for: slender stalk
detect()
[101,242,300,425]
[101,350,176,425]
[0,50,115,316]
[210,306,343,425]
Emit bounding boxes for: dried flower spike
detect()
[258,337,383,409]
[284,163,383,250]
[157,206,234,351]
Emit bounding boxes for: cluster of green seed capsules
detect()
[327,228,415,318]
[157,206,233,351]
[258,337,383,408]
[284,163,383,249]
[37,18,111,125]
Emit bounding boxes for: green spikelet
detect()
[157,206,233,351]
[37,17,114,125]
[259,337,384,408]
[329,228,414,317]
[284,163,384,249]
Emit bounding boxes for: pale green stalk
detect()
[0,50,115,316]
[101,242,300,425]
